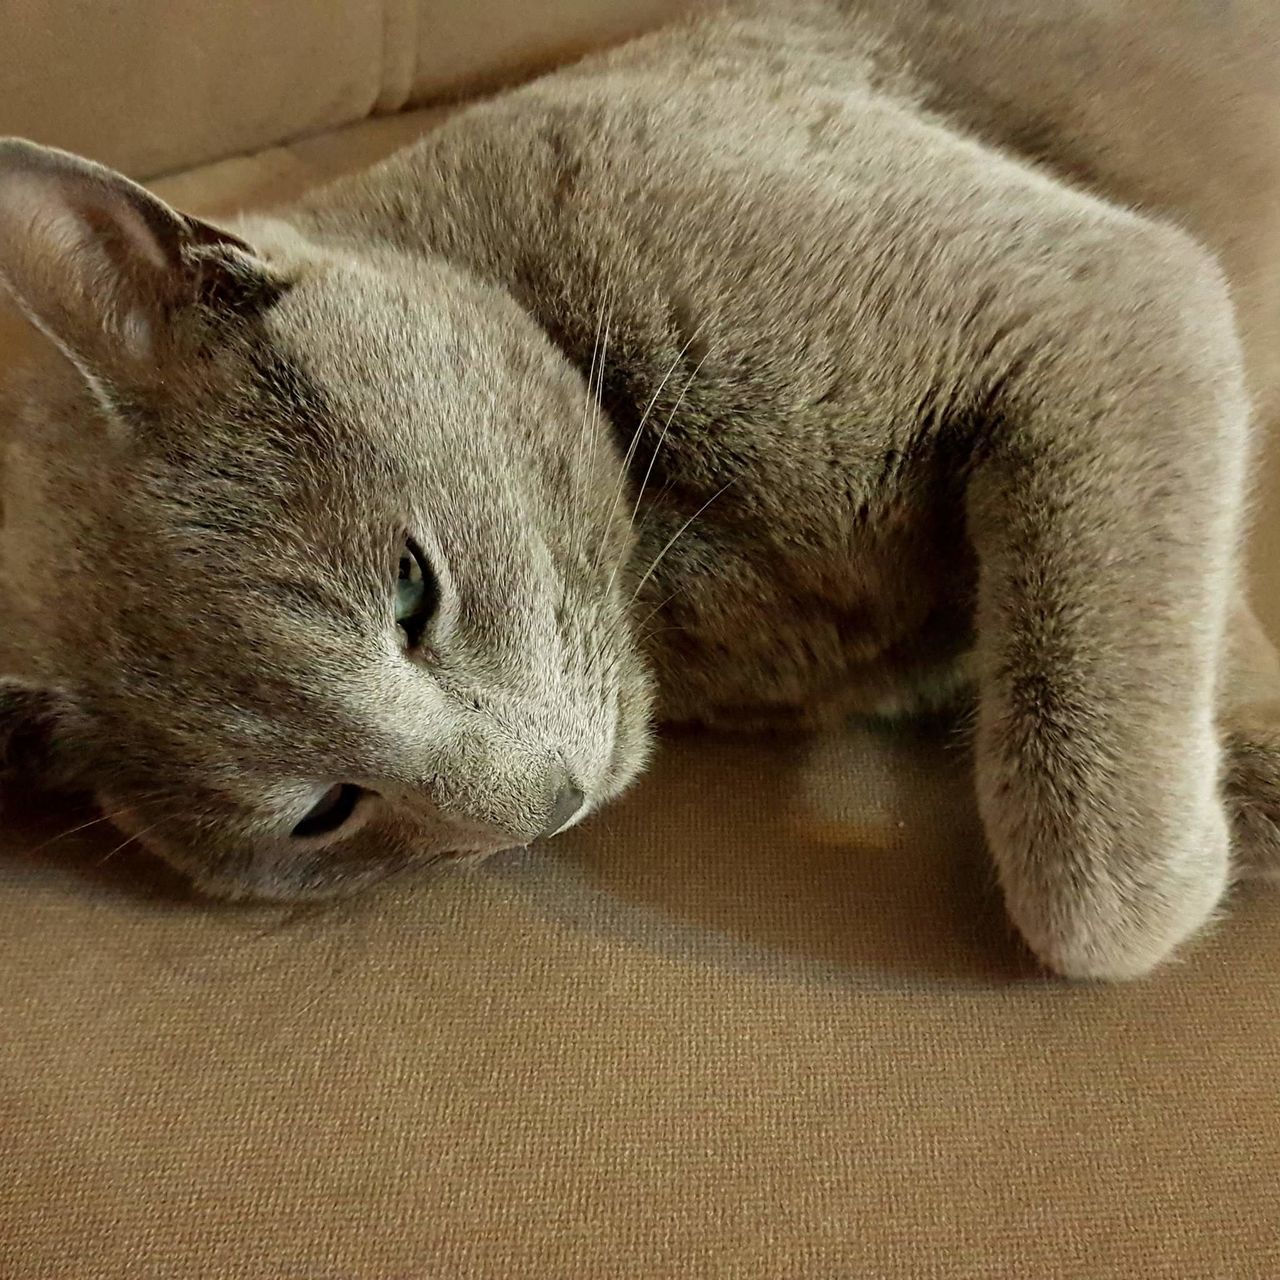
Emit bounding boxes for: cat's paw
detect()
[1224,715,1280,881]
[995,802,1231,982]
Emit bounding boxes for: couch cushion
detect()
[0,0,386,180]
[3,722,1279,1277]
[0,1,694,181]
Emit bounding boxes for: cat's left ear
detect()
[0,138,281,403]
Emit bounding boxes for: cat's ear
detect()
[0,678,90,787]
[0,138,281,403]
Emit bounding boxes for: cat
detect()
[1,0,1278,981]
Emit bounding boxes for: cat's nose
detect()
[540,778,585,839]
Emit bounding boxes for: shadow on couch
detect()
[0,720,1033,988]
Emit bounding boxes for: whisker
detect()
[594,334,698,573]
[96,818,170,866]
[636,625,690,644]
[585,310,620,569]
[582,296,616,563]
[18,788,186,859]
[574,291,608,560]
[629,479,736,607]
[607,351,709,597]
[586,299,614,525]
[635,586,684,636]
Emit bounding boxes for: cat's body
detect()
[292,13,984,727]
[2,0,1279,979]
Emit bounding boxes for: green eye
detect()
[395,540,437,648]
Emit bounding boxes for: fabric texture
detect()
[2,37,1280,1280]
[0,0,695,181]
[3,701,1280,1276]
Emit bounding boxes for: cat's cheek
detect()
[94,797,233,894]
[94,794,388,902]
[190,844,412,904]
[598,674,657,801]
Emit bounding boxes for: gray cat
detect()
[1,0,1278,980]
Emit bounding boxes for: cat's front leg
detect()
[966,223,1250,980]
[1219,593,1280,881]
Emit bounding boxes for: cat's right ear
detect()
[0,138,281,407]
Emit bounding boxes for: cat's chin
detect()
[174,840,519,905]
[187,857,409,905]
[97,790,514,903]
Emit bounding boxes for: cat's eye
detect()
[396,539,438,648]
[292,783,364,839]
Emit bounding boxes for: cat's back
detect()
[319,2,937,246]
[293,0,1277,723]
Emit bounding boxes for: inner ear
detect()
[0,678,84,785]
[0,137,281,402]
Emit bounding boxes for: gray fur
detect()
[1,0,1278,978]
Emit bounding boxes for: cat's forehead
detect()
[264,250,521,393]
[131,286,513,524]
[69,240,610,640]
[257,247,589,447]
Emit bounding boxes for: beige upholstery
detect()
[2,6,1279,1277]
[1,0,693,179]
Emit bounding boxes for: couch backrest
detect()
[0,0,694,179]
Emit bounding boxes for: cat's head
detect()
[0,139,652,899]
